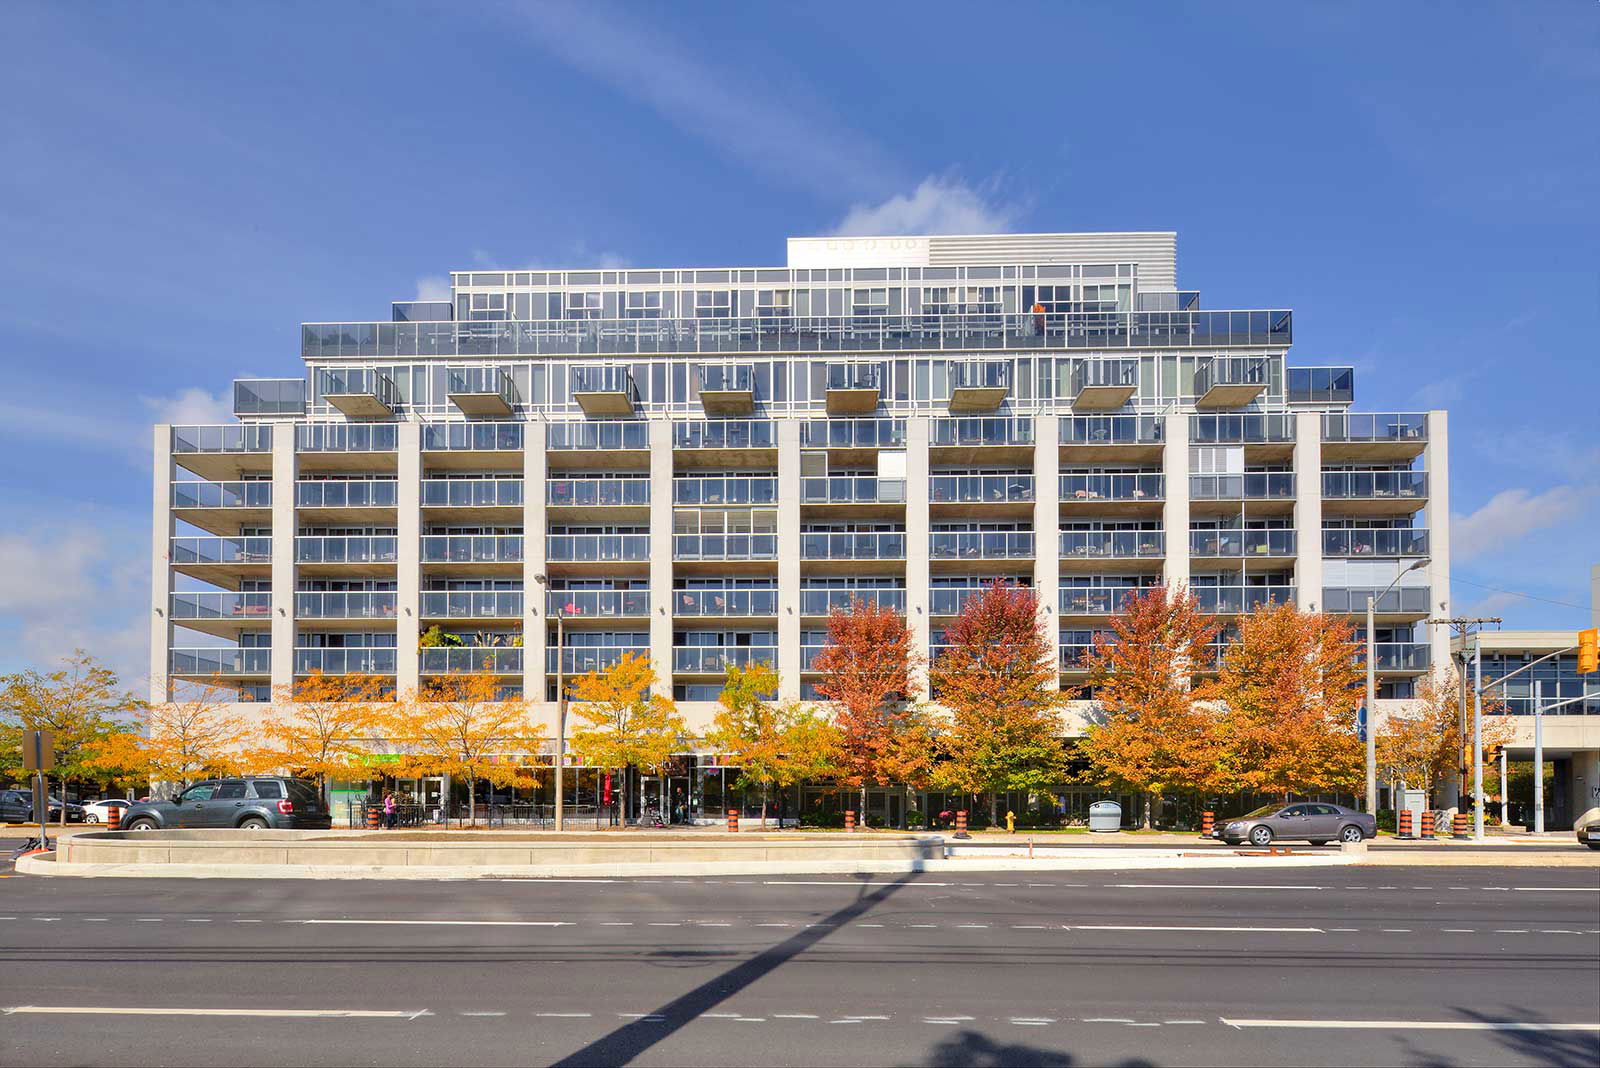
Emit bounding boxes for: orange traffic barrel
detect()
[1397,809,1413,838]
[106,805,121,831]
[1420,810,1435,837]
[1452,812,1470,838]
[1201,811,1215,837]
[844,810,856,833]
[366,805,381,830]
[726,808,739,833]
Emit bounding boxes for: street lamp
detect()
[533,573,567,832]
[1367,558,1430,813]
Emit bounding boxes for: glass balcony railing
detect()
[1061,473,1164,501]
[1057,588,1141,615]
[296,591,398,619]
[303,310,1293,360]
[295,423,398,452]
[1321,586,1432,615]
[172,425,271,453]
[802,477,907,504]
[547,590,649,618]
[1322,528,1430,557]
[1059,415,1164,446]
[1189,473,1296,500]
[1321,413,1428,443]
[547,645,648,675]
[447,367,516,406]
[171,536,272,565]
[1195,356,1268,394]
[1188,529,1297,557]
[1071,358,1137,393]
[672,534,778,560]
[1321,471,1428,499]
[546,534,649,562]
[421,535,523,564]
[422,421,524,451]
[1059,531,1165,559]
[1360,643,1431,672]
[949,361,1010,390]
[547,478,650,507]
[171,648,271,675]
[800,644,827,671]
[826,364,880,390]
[420,479,524,508]
[930,531,1034,559]
[798,418,905,448]
[547,421,649,451]
[294,648,397,675]
[419,591,524,619]
[170,592,272,621]
[1192,586,1297,613]
[673,646,777,673]
[673,477,777,506]
[672,420,775,449]
[930,474,1033,504]
[296,480,398,508]
[172,481,271,509]
[319,368,398,408]
[699,364,754,392]
[420,647,523,675]
[295,536,398,564]
[801,532,906,560]
[672,588,779,617]
[1189,413,1295,444]
[930,417,1034,447]
[1288,366,1354,405]
[798,588,907,615]
[930,586,1032,616]
[233,378,305,417]
[572,365,637,397]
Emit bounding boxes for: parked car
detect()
[1575,807,1600,851]
[82,799,132,824]
[0,789,85,823]
[1213,802,1375,846]
[120,778,331,831]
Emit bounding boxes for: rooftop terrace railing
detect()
[1321,413,1428,443]
[172,425,272,453]
[233,378,306,417]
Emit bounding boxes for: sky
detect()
[1,1,1597,692]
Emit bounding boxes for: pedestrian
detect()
[383,790,396,830]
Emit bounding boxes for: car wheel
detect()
[126,818,158,831]
[1585,842,1600,852]
[239,817,269,830]
[86,814,100,824]
[1247,825,1273,847]
[1339,825,1365,843]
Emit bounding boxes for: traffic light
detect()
[1579,628,1599,675]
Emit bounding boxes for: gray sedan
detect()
[1213,803,1375,846]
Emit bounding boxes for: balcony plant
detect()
[419,625,463,650]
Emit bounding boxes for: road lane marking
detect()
[2,1006,424,1020]
[461,1012,505,1017]
[1222,1018,1600,1032]
[1165,1019,1207,1025]
[1069,925,1323,933]
[1513,887,1600,892]
[300,920,573,927]
[600,922,633,926]
[773,1014,818,1019]
[1083,1017,1135,1024]
[1110,884,1322,891]
[535,1012,591,1018]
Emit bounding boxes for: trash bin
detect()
[1088,800,1122,833]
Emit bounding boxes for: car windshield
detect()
[1239,805,1281,819]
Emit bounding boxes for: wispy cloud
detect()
[830,177,1022,237]
[141,387,231,427]
[1451,485,1598,563]
[414,276,451,302]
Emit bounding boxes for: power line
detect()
[1451,575,1593,616]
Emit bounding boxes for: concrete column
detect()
[150,426,173,704]
[1293,411,1324,612]
[648,420,675,689]
[906,416,932,700]
[1424,411,1452,675]
[270,429,297,695]
[521,422,549,705]
[1161,412,1191,594]
[777,418,802,701]
[396,422,421,696]
[1032,414,1060,690]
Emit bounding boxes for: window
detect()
[1279,806,1307,818]
[756,290,791,319]
[564,292,602,320]
[178,782,217,803]
[694,290,732,319]
[624,291,662,319]
[250,781,284,800]
[851,288,888,315]
[215,781,247,800]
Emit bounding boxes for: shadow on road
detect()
[915,1028,1157,1067]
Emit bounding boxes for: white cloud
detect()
[414,275,451,302]
[830,177,1021,237]
[1451,485,1598,563]
[141,387,231,427]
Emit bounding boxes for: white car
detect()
[82,799,132,824]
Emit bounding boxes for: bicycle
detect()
[7,834,52,861]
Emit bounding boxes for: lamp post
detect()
[534,573,567,832]
[1367,558,1430,813]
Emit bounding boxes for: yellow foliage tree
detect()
[250,672,390,791]
[91,675,254,792]
[568,652,686,825]
[708,662,841,827]
[1378,668,1514,802]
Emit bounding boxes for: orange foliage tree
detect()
[1206,600,1365,797]
[569,652,687,824]
[93,675,253,791]
[1379,668,1514,803]
[811,596,934,827]
[251,672,390,791]
[1076,586,1221,828]
[929,581,1072,825]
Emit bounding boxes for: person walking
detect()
[383,790,397,831]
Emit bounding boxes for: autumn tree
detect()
[709,662,841,827]
[812,596,933,826]
[1378,667,1514,804]
[0,650,142,828]
[1076,586,1221,829]
[92,675,254,792]
[388,672,543,825]
[251,672,390,793]
[1205,601,1365,797]
[929,581,1072,826]
[568,651,687,825]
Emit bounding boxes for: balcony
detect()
[948,361,1009,412]
[929,531,1034,562]
[422,421,524,453]
[930,474,1033,513]
[798,418,905,450]
[547,645,648,675]
[825,364,881,415]
[546,533,649,564]
[572,366,638,417]
[673,534,778,561]
[1361,642,1431,674]
[548,421,649,452]
[1288,366,1354,406]
[801,532,906,561]
[169,592,272,637]
[295,536,399,576]
[673,646,778,674]
[296,423,398,454]
[1059,530,1165,563]
[1195,356,1268,408]
[233,378,305,417]
[673,476,777,506]
[172,425,272,454]
[1190,413,1296,446]
[1321,470,1428,509]
[296,480,398,522]
[421,535,524,568]
[930,585,1031,617]
[1070,358,1138,410]
[930,417,1034,451]
[417,591,523,621]
[698,364,754,415]
[294,648,397,675]
[1189,473,1296,503]
[801,476,907,507]
[1058,588,1138,616]
[672,420,776,461]
[547,589,649,620]
[1192,585,1297,614]
[1321,413,1429,462]
[1321,586,1432,619]
[798,588,907,615]
[170,647,271,678]
[546,477,649,514]
[447,367,517,416]
[172,480,272,535]
[319,368,398,418]
[672,588,779,618]
[420,479,524,521]
[420,647,523,675]
[1060,473,1164,511]
[1322,528,1429,558]
[170,537,272,586]
[296,591,398,622]
[1188,529,1297,559]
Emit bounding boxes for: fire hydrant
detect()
[1005,810,1016,834]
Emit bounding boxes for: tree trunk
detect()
[467,773,476,827]
[859,784,868,829]
[760,783,768,829]
[1143,793,1156,831]
[990,791,999,830]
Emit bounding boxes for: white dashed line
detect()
[535,1012,591,1018]
[773,1014,818,1019]
[1223,1018,1600,1032]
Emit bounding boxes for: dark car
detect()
[120,778,331,831]
[0,789,85,823]
[1213,802,1375,846]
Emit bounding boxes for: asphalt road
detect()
[2,863,1597,1067]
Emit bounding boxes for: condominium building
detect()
[153,231,1452,820]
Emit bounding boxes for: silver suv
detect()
[1214,802,1375,846]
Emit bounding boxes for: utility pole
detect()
[1424,617,1501,833]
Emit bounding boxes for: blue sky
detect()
[2,2,1596,689]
